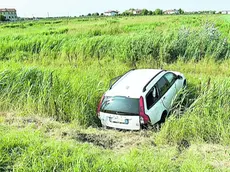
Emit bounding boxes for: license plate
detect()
[109,117,129,124]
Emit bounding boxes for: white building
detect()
[133,9,142,15]
[221,10,230,14]
[104,10,119,16]
[164,9,179,15]
[0,8,17,21]
[128,9,142,15]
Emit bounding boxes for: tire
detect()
[159,110,168,123]
[183,79,187,88]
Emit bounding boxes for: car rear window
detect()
[100,96,139,115]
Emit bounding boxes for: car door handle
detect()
[163,96,166,100]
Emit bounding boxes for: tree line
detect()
[81,8,185,17]
[81,9,221,17]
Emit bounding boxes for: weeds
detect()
[0,15,229,63]
[0,15,230,164]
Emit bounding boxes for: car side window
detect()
[164,72,177,87]
[146,86,159,110]
[145,73,177,110]
[157,77,170,97]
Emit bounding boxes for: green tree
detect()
[92,12,99,16]
[122,11,132,16]
[148,10,153,15]
[179,8,185,14]
[154,9,163,15]
[87,13,91,16]
[0,15,6,21]
[211,11,216,14]
[141,9,149,15]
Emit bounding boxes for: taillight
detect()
[97,95,105,116]
[139,96,150,124]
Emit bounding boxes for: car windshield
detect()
[100,96,139,115]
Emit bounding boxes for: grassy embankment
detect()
[0,15,230,171]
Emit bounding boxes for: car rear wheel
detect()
[183,79,187,87]
[159,110,168,123]
[152,111,168,131]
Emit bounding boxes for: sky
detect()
[0,0,229,17]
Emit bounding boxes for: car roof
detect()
[106,69,164,98]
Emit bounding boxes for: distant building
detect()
[164,9,179,15]
[104,10,119,16]
[221,10,230,14]
[0,8,17,21]
[128,9,142,15]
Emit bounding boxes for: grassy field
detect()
[0,15,230,171]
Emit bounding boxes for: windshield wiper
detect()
[100,99,112,109]
[115,111,126,115]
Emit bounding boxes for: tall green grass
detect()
[157,79,230,145]
[0,24,229,63]
[0,15,230,145]
[0,15,229,63]
[0,58,230,146]
[0,60,128,126]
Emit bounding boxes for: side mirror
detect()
[152,87,157,98]
[177,75,183,80]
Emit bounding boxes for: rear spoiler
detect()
[109,69,135,89]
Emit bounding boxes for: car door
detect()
[174,75,184,91]
[143,72,178,125]
[159,72,177,110]
[144,85,166,124]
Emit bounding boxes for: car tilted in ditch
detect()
[97,69,186,130]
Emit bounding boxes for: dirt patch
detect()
[1,113,157,150]
[0,112,8,117]
[177,139,190,153]
[74,132,118,149]
[72,130,157,150]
